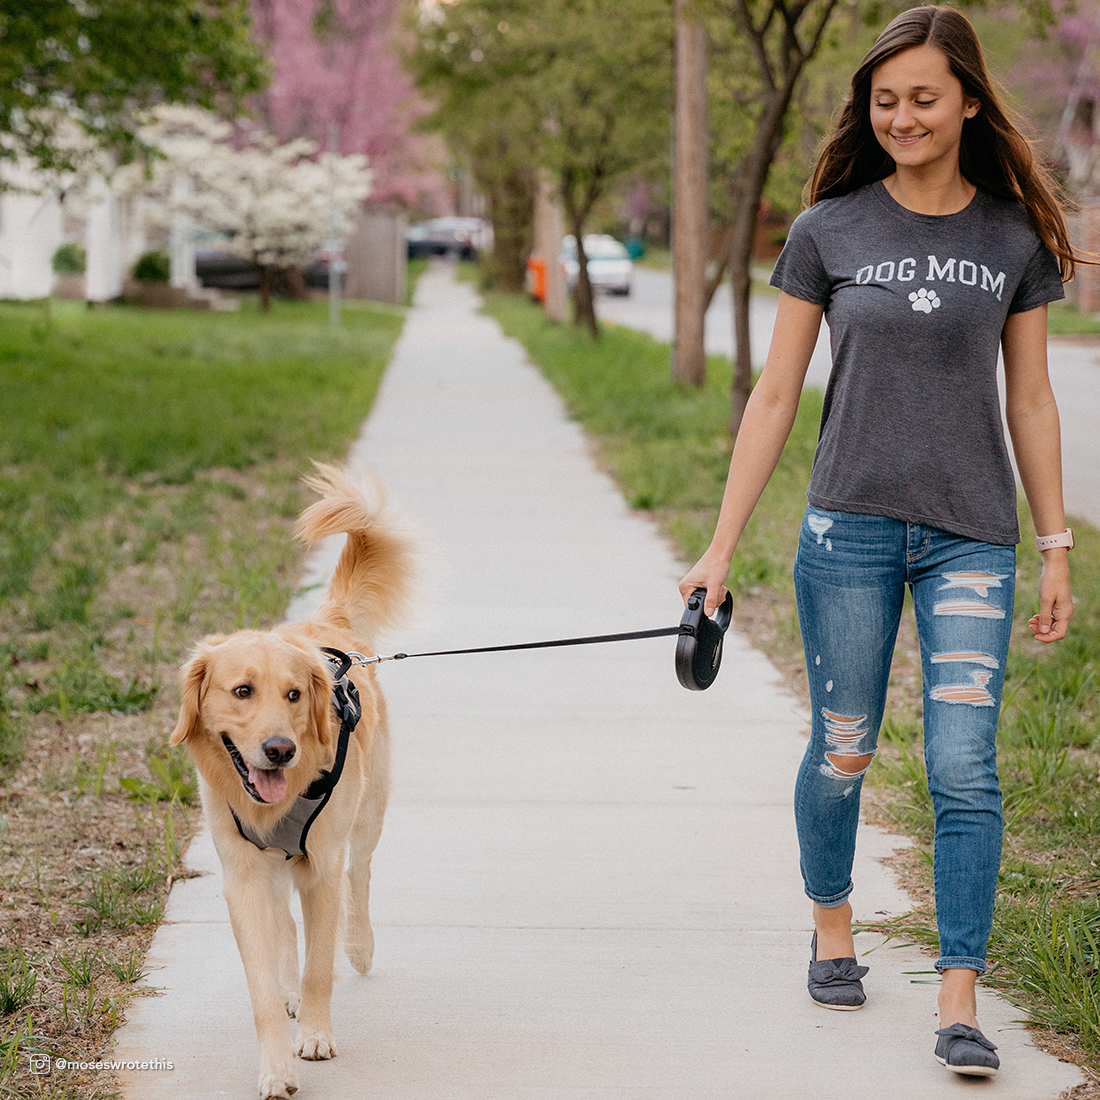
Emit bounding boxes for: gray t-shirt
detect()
[770,180,1064,545]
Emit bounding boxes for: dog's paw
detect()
[258,1068,299,1098]
[344,939,373,975]
[295,1029,338,1061]
[283,989,300,1018]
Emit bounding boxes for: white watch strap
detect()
[1035,528,1074,551]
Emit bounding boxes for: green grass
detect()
[0,297,403,772]
[1047,298,1100,336]
[406,257,429,303]
[0,298,399,478]
[483,288,1100,1071]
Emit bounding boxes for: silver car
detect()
[561,234,632,296]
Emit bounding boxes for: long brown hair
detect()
[808,6,1076,279]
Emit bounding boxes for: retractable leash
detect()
[232,595,733,859]
[340,587,734,692]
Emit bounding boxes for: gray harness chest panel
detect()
[230,648,362,860]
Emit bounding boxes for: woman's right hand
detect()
[678,551,732,616]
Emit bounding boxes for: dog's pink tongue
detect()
[249,765,288,804]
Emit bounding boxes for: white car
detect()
[561,234,632,296]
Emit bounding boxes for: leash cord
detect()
[348,624,690,666]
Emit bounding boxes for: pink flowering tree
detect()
[1011,2,1100,193]
[250,0,448,212]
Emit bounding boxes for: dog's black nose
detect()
[262,737,296,766]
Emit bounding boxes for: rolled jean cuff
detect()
[935,956,987,975]
[805,884,853,909]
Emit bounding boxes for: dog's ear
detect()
[169,636,226,746]
[308,661,335,750]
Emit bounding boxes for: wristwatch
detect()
[1035,528,1074,552]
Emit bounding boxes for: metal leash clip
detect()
[675,587,733,691]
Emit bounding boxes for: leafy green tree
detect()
[408,0,672,336]
[0,0,267,174]
[409,9,540,295]
[703,0,847,432]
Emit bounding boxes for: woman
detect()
[680,5,1075,1077]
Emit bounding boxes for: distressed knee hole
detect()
[938,572,1008,598]
[930,670,996,707]
[822,708,868,748]
[933,598,1005,619]
[825,752,875,778]
[931,651,999,670]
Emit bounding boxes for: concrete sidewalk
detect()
[115,264,1080,1099]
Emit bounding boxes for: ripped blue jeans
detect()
[792,508,1015,973]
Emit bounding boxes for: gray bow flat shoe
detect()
[808,931,869,1011]
[934,1023,1000,1076]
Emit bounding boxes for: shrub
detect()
[52,242,86,275]
[132,250,171,284]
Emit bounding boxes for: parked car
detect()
[405,217,491,260]
[195,249,257,290]
[195,250,340,291]
[561,234,632,296]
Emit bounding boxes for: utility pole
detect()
[327,123,342,329]
[533,173,567,323]
[671,0,708,387]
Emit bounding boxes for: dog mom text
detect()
[854,256,1006,300]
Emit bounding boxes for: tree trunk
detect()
[257,265,274,312]
[533,173,568,322]
[284,265,309,300]
[703,224,734,311]
[672,0,708,387]
[487,166,537,294]
[559,164,602,339]
[727,86,803,436]
[729,227,754,434]
[556,137,610,340]
[724,0,841,436]
[570,223,599,339]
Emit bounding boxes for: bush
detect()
[132,250,171,284]
[52,242,86,275]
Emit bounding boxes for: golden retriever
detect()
[170,465,413,1099]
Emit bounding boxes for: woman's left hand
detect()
[1028,551,1073,643]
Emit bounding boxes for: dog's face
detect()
[171,631,334,808]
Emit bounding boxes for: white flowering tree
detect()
[120,106,373,310]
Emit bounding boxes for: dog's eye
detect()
[232,685,253,699]
[287,689,301,703]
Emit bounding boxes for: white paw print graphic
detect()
[909,287,941,314]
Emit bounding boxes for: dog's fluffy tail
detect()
[295,463,414,644]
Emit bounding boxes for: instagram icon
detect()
[28,1055,51,1075]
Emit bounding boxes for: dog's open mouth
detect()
[221,735,289,805]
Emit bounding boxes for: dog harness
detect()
[230,648,362,860]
